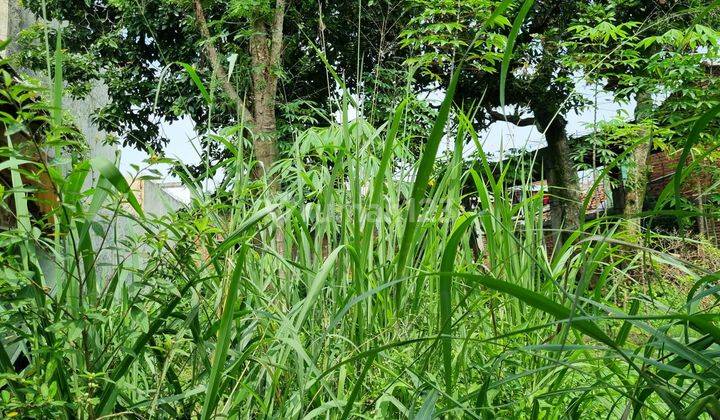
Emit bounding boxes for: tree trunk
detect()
[609,167,626,214]
[249,22,279,181]
[193,0,284,179]
[532,107,581,238]
[192,0,254,125]
[623,91,654,235]
[193,0,287,257]
[248,1,285,183]
[248,2,286,259]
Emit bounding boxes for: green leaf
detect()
[451,273,616,348]
[179,62,211,105]
[130,306,149,334]
[52,28,63,126]
[439,213,477,394]
[362,99,407,256]
[296,246,344,330]
[500,0,534,108]
[201,246,248,419]
[395,67,460,299]
[340,352,375,420]
[90,157,145,219]
[415,390,439,420]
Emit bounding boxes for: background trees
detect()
[401,0,587,232]
[566,0,720,230]
[4,1,720,418]
[16,0,411,173]
[13,0,720,225]
[399,0,720,232]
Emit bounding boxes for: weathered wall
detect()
[646,150,713,201]
[0,0,34,57]
[132,179,183,216]
[0,0,184,271]
[0,0,117,179]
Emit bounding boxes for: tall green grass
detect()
[1,16,720,420]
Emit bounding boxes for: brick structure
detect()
[645,149,719,244]
[538,150,719,256]
[646,150,713,200]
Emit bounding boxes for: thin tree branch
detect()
[192,0,254,126]
[269,0,286,69]
[487,109,535,126]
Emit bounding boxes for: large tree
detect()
[402,0,587,233]
[565,0,720,229]
[15,0,410,173]
[402,0,720,234]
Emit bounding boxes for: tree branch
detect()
[487,109,535,127]
[269,0,286,69]
[192,0,254,126]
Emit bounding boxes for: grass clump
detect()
[1,24,720,420]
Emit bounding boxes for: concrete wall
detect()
[0,0,185,275]
[0,0,181,212]
[0,0,116,179]
[0,0,34,58]
[133,179,183,216]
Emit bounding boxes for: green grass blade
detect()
[52,28,62,126]
[340,352,375,419]
[631,335,715,419]
[97,206,274,414]
[395,67,460,301]
[296,246,344,330]
[415,390,439,420]
[451,273,616,348]
[500,0,534,108]
[179,62,212,105]
[91,157,144,219]
[361,99,407,255]
[439,213,477,394]
[201,245,248,419]
[615,299,640,347]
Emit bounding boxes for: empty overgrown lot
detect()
[2,0,720,418]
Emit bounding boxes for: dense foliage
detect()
[1,1,720,419]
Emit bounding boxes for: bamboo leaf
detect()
[201,245,248,419]
[439,213,477,393]
[90,157,144,219]
[500,0,534,108]
[179,62,212,105]
[395,67,460,295]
